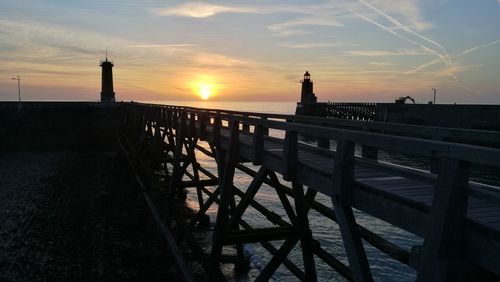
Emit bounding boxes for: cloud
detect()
[342,49,427,56]
[128,44,197,48]
[153,2,304,18]
[154,2,257,18]
[189,52,250,67]
[369,61,394,66]
[0,20,118,67]
[268,16,344,32]
[278,42,343,49]
[271,29,312,37]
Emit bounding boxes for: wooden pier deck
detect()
[120,103,500,281]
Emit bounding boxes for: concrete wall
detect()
[375,104,500,130]
[0,102,122,151]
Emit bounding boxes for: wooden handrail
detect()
[132,102,500,147]
[124,103,500,168]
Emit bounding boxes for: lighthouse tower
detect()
[300,71,317,103]
[100,52,115,103]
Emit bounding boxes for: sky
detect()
[0,0,499,103]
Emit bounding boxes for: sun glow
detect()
[198,83,213,100]
[189,75,219,100]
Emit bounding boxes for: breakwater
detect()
[297,102,500,131]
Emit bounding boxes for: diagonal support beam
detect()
[227,166,269,230]
[292,181,318,281]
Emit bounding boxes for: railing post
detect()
[261,117,270,136]
[361,127,378,161]
[317,121,330,149]
[332,140,373,282]
[253,123,266,165]
[283,128,298,182]
[211,118,240,268]
[189,111,196,137]
[417,158,469,281]
[168,111,187,202]
[242,114,250,132]
[212,114,222,146]
[198,112,208,140]
[430,135,443,174]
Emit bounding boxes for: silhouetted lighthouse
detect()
[300,71,317,103]
[100,53,115,103]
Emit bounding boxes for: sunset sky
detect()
[0,0,499,103]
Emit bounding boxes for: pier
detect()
[120,102,500,281]
[1,101,500,281]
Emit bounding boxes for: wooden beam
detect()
[292,182,317,281]
[283,130,298,181]
[417,158,469,281]
[227,167,268,229]
[221,227,296,245]
[211,120,240,265]
[252,124,266,165]
[332,140,373,282]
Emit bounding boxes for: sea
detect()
[144,101,492,281]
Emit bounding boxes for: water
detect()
[144,100,297,115]
[147,101,492,281]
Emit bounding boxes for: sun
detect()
[188,75,220,100]
[198,83,213,100]
[187,75,220,100]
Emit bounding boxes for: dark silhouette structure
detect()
[300,71,317,103]
[120,102,500,281]
[100,55,115,103]
[395,96,415,104]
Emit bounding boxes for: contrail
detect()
[349,9,451,67]
[456,39,500,58]
[358,0,447,51]
[405,57,441,75]
[408,39,500,74]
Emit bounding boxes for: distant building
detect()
[100,55,115,103]
[300,71,317,103]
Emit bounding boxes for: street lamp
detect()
[432,88,436,104]
[11,75,21,103]
[12,75,21,108]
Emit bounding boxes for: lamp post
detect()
[11,75,21,109]
[432,88,436,104]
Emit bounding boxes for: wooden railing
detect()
[120,102,500,281]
